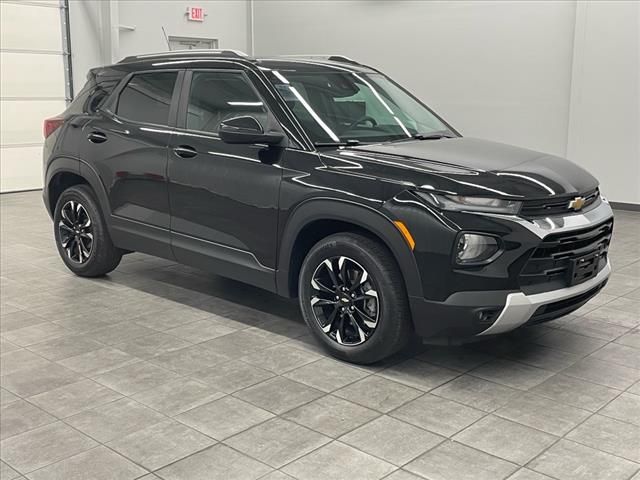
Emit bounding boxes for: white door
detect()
[0,1,68,192]
[168,36,218,50]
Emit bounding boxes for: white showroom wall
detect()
[117,1,249,59]
[254,1,576,156]
[67,1,105,94]
[3,1,638,204]
[68,0,250,91]
[253,0,640,205]
[567,1,640,205]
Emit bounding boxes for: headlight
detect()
[416,192,522,214]
[455,233,501,264]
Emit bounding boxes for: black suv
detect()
[43,50,613,363]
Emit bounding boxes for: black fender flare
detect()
[43,156,80,217]
[276,198,423,299]
[44,155,112,228]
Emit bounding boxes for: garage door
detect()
[1,0,69,192]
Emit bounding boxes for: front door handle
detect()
[87,131,107,144]
[173,145,197,158]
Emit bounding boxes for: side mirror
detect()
[218,116,285,146]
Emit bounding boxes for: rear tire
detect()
[298,232,412,364]
[53,184,122,277]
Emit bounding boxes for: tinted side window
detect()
[116,72,178,125]
[186,71,267,134]
[67,80,121,116]
[65,85,93,116]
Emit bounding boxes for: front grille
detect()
[519,219,613,292]
[520,189,600,218]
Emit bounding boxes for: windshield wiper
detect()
[412,132,456,140]
[384,131,456,144]
[314,139,361,148]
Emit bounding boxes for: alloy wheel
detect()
[310,256,379,345]
[58,200,93,263]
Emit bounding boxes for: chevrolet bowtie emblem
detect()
[568,196,586,211]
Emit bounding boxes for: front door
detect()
[168,69,284,291]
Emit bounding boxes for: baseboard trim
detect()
[610,201,640,212]
[0,188,43,195]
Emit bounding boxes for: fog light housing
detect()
[477,308,500,325]
[455,233,501,265]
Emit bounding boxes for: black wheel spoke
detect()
[347,311,367,343]
[78,237,91,257]
[311,278,335,294]
[338,256,349,284]
[59,222,74,234]
[59,211,75,229]
[353,295,374,302]
[311,296,338,307]
[65,236,77,259]
[58,200,93,265]
[321,305,340,333]
[324,259,340,288]
[354,289,378,302]
[61,234,73,249]
[335,316,346,344]
[76,239,83,262]
[347,269,362,290]
[310,255,379,346]
[353,306,378,329]
[71,201,80,222]
[61,204,73,224]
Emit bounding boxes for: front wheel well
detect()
[287,219,400,298]
[48,172,89,213]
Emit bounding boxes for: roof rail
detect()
[277,54,362,66]
[119,49,251,63]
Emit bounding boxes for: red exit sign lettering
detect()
[188,6,204,22]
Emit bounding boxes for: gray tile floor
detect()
[1,190,639,480]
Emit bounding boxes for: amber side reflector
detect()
[393,220,416,251]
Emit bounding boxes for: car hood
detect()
[320,137,598,198]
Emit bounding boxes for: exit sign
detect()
[187,6,204,22]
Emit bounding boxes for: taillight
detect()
[43,117,64,139]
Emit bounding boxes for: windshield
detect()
[266,70,453,145]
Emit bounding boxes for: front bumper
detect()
[410,261,610,341]
[405,198,614,341]
[477,259,610,335]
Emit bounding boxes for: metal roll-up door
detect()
[1,0,71,192]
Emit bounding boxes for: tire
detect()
[298,232,412,364]
[53,184,122,277]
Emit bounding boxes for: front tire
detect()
[298,232,412,364]
[53,184,122,277]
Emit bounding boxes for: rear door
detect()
[79,70,182,257]
[167,68,285,290]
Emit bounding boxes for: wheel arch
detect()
[276,198,423,299]
[45,156,112,225]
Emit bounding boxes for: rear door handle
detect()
[87,131,107,144]
[173,145,197,158]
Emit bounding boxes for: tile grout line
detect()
[2,197,639,479]
[519,329,640,477]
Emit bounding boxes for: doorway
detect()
[168,36,219,50]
